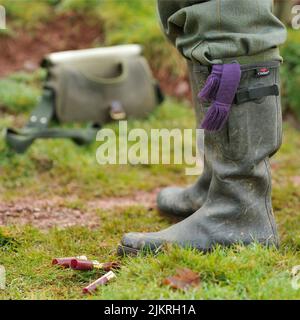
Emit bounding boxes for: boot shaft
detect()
[187,60,209,126]
[188,61,282,247]
[202,61,282,162]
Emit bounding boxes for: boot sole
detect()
[117,244,163,256]
[117,244,140,257]
[117,240,279,257]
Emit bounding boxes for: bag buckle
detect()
[109,101,126,121]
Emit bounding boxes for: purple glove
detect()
[199,63,241,131]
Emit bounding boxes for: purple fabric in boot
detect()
[198,64,223,102]
[201,63,241,131]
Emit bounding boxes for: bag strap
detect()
[5,88,98,153]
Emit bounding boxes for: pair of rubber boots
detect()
[118,60,282,255]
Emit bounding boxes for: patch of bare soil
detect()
[0,190,158,230]
[0,198,100,230]
[0,12,103,77]
[88,189,157,211]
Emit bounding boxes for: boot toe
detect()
[121,232,164,251]
[121,232,146,249]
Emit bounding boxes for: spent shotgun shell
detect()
[82,271,116,294]
[70,259,121,271]
[52,256,88,268]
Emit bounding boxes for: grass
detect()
[0,205,299,299]
[0,0,299,300]
[98,0,185,76]
[0,95,197,201]
[281,30,300,120]
[0,70,45,113]
[0,0,53,30]
[0,234,299,300]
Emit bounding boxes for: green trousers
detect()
[157,0,287,65]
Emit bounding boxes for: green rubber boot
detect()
[118,61,282,255]
[157,63,212,217]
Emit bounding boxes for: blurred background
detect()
[0,0,299,122]
[0,0,299,199]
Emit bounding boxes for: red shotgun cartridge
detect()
[52,256,88,267]
[82,271,116,294]
[70,259,121,271]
